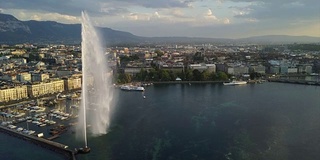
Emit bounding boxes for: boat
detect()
[223,80,247,86]
[75,147,91,154]
[120,85,145,91]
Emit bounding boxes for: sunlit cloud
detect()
[205,9,218,20]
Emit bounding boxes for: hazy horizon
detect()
[0,0,319,39]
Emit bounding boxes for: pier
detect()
[0,126,76,160]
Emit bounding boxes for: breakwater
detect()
[0,126,76,160]
[268,78,320,85]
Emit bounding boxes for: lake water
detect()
[1,82,320,160]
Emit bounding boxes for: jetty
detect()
[0,125,76,160]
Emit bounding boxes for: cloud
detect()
[228,0,319,21]
[1,0,318,38]
[205,9,218,20]
[118,0,194,8]
[0,0,200,17]
[99,6,130,16]
[4,9,80,24]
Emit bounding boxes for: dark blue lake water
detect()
[1,82,320,160]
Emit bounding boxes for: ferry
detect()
[223,80,247,86]
[120,85,145,91]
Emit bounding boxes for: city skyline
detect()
[0,0,319,39]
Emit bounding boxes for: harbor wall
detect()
[0,126,76,160]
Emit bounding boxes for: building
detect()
[0,85,28,102]
[189,63,216,72]
[17,72,31,83]
[227,65,249,76]
[124,67,141,76]
[63,77,82,91]
[31,73,50,82]
[27,79,64,98]
[297,65,312,74]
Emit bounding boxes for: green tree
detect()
[201,70,211,81]
[159,69,171,81]
[185,69,193,81]
[210,72,218,81]
[168,71,177,81]
[192,69,202,81]
[117,73,132,84]
[148,68,160,81]
[217,71,228,80]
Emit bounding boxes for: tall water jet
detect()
[76,11,114,149]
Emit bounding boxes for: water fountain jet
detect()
[76,11,114,153]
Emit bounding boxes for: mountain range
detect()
[0,13,319,45]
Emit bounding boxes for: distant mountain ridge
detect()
[0,13,319,45]
[0,13,142,44]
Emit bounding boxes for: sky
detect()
[0,0,319,38]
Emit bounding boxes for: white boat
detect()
[223,80,247,86]
[120,85,145,91]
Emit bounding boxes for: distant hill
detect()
[0,13,319,45]
[0,13,143,44]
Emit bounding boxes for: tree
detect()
[217,71,228,80]
[201,70,211,81]
[168,71,177,81]
[159,69,171,81]
[249,72,262,80]
[117,73,132,84]
[192,69,201,81]
[185,69,193,81]
[148,68,160,81]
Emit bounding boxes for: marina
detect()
[0,92,82,159]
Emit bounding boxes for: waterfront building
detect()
[0,85,28,102]
[27,79,64,98]
[189,63,216,72]
[288,67,298,74]
[297,65,312,74]
[269,66,280,74]
[227,65,249,76]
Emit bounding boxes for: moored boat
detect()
[120,85,145,91]
[223,80,247,86]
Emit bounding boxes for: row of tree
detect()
[116,68,230,84]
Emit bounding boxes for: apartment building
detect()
[27,79,64,98]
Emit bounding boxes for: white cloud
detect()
[154,12,160,18]
[124,12,153,21]
[32,13,79,23]
[205,9,218,20]
[30,15,41,21]
[7,10,80,24]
